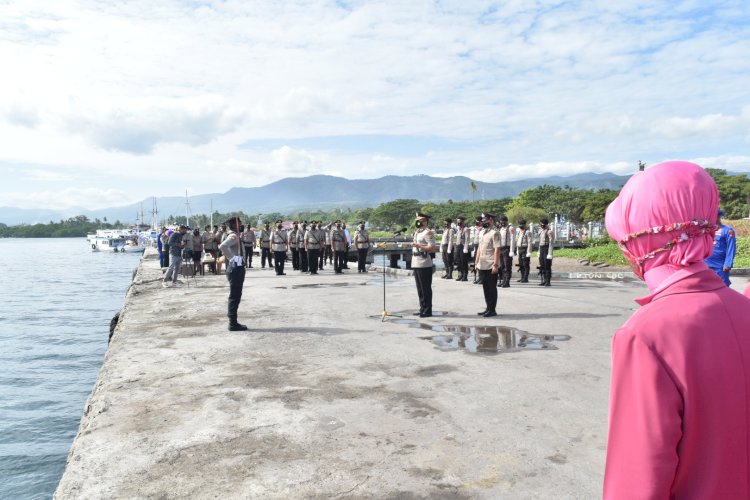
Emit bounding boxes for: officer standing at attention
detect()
[471,215,483,283]
[305,221,322,274]
[324,222,333,267]
[259,222,273,269]
[497,215,515,288]
[353,222,371,273]
[271,220,288,276]
[475,213,501,317]
[705,209,736,286]
[454,216,471,281]
[440,218,455,280]
[298,221,309,273]
[331,220,348,274]
[318,221,329,270]
[412,212,437,318]
[537,218,554,286]
[218,217,247,331]
[288,222,300,271]
[241,223,256,269]
[201,225,216,272]
[515,219,533,283]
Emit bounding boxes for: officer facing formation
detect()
[412,212,436,318]
[475,213,501,317]
[515,219,533,283]
[218,217,247,331]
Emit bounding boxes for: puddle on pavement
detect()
[363,278,412,288]
[411,324,570,354]
[291,282,352,289]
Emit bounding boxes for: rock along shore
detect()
[54,250,723,499]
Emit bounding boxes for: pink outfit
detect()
[745,282,750,299]
[604,161,750,498]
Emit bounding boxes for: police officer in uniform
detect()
[331,220,347,274]
[515,219,533,283]
[471,215,483,283]
[497,215,515,288]
[259,222,273,268]
[440,218,455,279]
[353,222,371,273]
[271,220,288,275]
[705,209,736,286]
[305,221,322,274]
[218,216,247,331]
[288,222,300,270]
[241,223,256,268]
[412,212,436,318]
[298,221,309,272]
[454,216,471,281]
[538,218,554,286]
[475,213,501,317]
[318,221,328,270]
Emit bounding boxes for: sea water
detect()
[0,238,142,499]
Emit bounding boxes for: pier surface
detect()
[55,253,743,499]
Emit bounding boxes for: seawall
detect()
[55,250,650,498]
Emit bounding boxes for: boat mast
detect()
[185,189,192,227]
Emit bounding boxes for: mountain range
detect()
[1,172,632,226]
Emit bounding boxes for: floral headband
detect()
[618,219,717,265]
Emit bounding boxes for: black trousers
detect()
[334,249,346,272]
[320,247,326,268]
[226,264,245,322]
[308,249,320,273]
[261,247,273,267]
[500,246,512,284]
[539,245,552,283]
[518,256,530,280]
[441,245,453,275]
[357,248,368,271]
[273,251,286,274]
[413,267,433,315]
[325,245,333,264]
[291,248,299,270]
[244,246,254,268]
[300,248,308,272]
[480,269,498,312]
[456,250,469,278]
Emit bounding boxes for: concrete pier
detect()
[54,252,726,498]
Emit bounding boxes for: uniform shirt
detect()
[471,225,483,246]
[305,229,322,250]
[259,228,271,249]
[497,225,514,248]
[288,228,298,249]
[705,224,736,270]
[354,229,371,249]
[476,227,501,270]
[331,228,347,251]
[456,226,471,253]
[241,230,256,247]
[538,227,555,257]
[218,230,243,260]
[411,228,435,268]
[271,229,288,252]
[516,229,533,257]
[297,228,307,249]
[201,231,216,251]
[192,233,202,252]
[182,233,193,250]
[441,227,454,252]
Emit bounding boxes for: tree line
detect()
[2,169,747,237]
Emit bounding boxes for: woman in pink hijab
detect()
[603,161,750,499]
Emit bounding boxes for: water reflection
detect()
[414,324,570,354]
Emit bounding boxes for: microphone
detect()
[393,227,408,236]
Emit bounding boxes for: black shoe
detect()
[501,283,510,288]
[516,278,523,282]
[482,311,497,317]
[228,323,248,331]
[441,274,448,279]
[420,312,432,318]
[545,282,551,287]
[477,310,488,316]
[413,312,422,316]
[538,282,545,286]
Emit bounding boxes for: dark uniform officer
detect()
[515,219,533,283]
[218,217,247,331]
[538,218,554,286]
[475,213,500,317]
[412,212,436,317]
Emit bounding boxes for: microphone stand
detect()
[375,230,406,322]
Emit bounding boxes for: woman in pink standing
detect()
[603,160,750,499]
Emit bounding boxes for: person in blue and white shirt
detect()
[705,209,736,286]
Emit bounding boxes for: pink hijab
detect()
[605,161,718,296]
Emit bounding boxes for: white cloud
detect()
[0,187,134,210]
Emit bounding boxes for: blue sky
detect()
[0,0,749,210]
